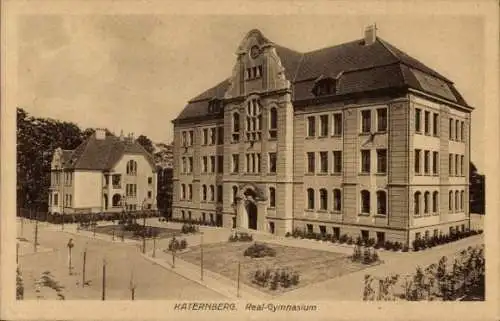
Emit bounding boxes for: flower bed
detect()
[252,268,300,291]
[285,228,482,252]
[351,245,380,265]
[228,232,253,242]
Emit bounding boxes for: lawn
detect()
[90,225,180,240]
[179,241,377,295]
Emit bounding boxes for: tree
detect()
[136,135,155,155]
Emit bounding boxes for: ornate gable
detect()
[224,29,290,99]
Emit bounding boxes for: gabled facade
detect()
[171,26,473,245]
[48,129,158,214]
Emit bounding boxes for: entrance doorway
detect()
[269,222,275,234]
[246,202,258,230]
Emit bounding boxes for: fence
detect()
[17,208,160,224]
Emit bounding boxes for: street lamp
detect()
[67,238,74,275]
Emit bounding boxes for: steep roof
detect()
[175,34,471,122]
[62,133,156,171]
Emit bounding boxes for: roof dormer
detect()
[311,75,338,97]
[208,98,223,114]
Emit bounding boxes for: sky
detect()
[17,14,485,170]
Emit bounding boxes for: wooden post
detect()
[142,213,146,254]
[112,229,115,241]
[20,216,24,237]
[130,270,135,300]
[68,246,73,275]
[237,261,241,298]
[201,233,204,281]
[82,248,87,287]
[152,237,156,258]
[16,243,19,264]
[172,248,176,268]
[34,219,39,253]
[101,259,106,300]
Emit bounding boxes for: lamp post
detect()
[200,232,204,281]
[67,238,74,275]
[141,198,147,254]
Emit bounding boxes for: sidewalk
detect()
[141,248,272,300]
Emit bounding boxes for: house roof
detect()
[62,133,156,171]
[175,34,471,122]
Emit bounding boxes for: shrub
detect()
[367,238,376,247]
[346,236,354,245]
[251,268,300,290]
[244,242,276,258]
[228,232,253,242]
[181,223,198,234]
[402,245,409,252]
[339,234,348,244]
[384,241,393,251]
[285,232,291,238]
[168,237,187,252]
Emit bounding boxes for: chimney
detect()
[364,24,377,46]
[95,128,106,140]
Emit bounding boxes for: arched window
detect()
[432,191,439,213]
[269,187,276,207]
[333,189,342,212]
[307,188,315,210]
[126,160,137,175]
[455,191,459,211]
[210,185,215,202]
[181,184,186,200]
[232,186,238,203]
[320,188,328,210]
[414,191,421,215]
[202,185,207,201]
[377,191,387,215]
[449,191,453,212]
[361,190,370,214]
[112,194,121,207]
[269,107,278,139]
[424,191,430,214]
[181,210,185,220]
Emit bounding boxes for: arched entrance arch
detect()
[234,184,267,231]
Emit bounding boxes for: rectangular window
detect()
[307,116,316,137]
[460,155,464,176]
[189,131,194,146]
[269,152,277,173]
[217,185,223,203]
[449,154,454,176]
[246,154,250,172]
[319,151,328,173]
[112,174,121,188]
[333,151,342,173]
[377,108,387,132]
[210,128,216,145]
[232,154,239,173]
[415,149,421,174]
[54,193,59,206]
[251,154,256,173]
[424,150,430,174]
[361,150,370,173]
[257,154,261,173]
[449,118,453,140]
[202,156,208,173]
[455,120,459,140]
[433,113,439,136]
[415,108,421,132]
[217,155,223,173]
[424,111,430,134]
[307,152,315,173]
[188,157,193,173]
[210,156,216,173]
[333,113,342,136]
[461,121,465,141]
[320,115,329,137]
[148,191,152,199]
[182,131,187,146]
[361,110,371,133]
[455,154,459,176]
[203,128,208,145]
[432,152,439,175]
[217,127,224,145]
[376,149,387,174]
